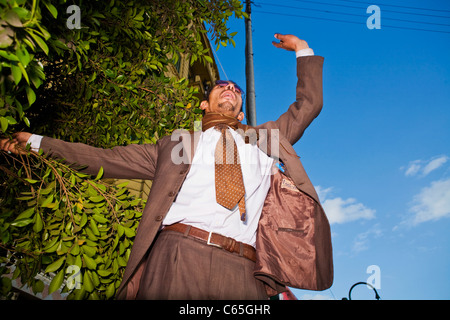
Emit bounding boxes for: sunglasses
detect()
[214,80,244,95]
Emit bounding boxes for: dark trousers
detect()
[136,230,268,300]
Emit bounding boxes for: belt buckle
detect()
[207,231,222,248]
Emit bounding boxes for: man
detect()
[1,34,333,299]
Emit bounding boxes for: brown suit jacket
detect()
[41,56,333,299]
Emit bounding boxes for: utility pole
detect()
[245,0,256,126]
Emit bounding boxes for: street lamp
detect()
[342,282,381,300]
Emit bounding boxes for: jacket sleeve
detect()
[40,137,158,180]
[273,55,324,145]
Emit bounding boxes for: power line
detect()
[337,0,450,14]
[256,1,450,28]
[253,9,450,34]
[288,0,450,19]
[211,46,229,80]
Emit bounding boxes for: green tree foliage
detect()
[0,0,244,299]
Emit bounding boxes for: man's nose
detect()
[226,83,236,92]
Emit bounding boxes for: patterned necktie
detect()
[214,125,246,221]
[202,113,258,221]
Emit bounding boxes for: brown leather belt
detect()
[163,223,256,262]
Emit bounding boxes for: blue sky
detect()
[211,0,450,299]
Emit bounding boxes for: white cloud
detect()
[352,224,383,254]
[404,160,422,177]
[409,178,450,225]
[422,156,449,176]
[402,155,448,177]
[315,186,376,225]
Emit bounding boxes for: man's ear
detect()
[237,112,244,122]
[200,100,209,111]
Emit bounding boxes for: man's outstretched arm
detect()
[0,132,158,180]
[271,33,324,145]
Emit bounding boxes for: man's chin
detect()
[218,101,238,113]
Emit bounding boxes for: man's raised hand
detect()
[272,33,309,52]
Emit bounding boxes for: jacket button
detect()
[168,191,175,197]
[155,215,163,221]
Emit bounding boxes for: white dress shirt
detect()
[163,127,274,247]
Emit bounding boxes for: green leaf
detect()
[33,213,43,232]
[0,50,19,61]
[104,69,115,78]
[94,167,104,181]
[32,280,45,294]
[48,269,65,294]
[18,62,30,84]
[10,64,22,85]
[5,116,17,125]
[43,237,59,252]
[83,253,97,270]
[117,224,124,237]
[45,257,65,273]
[1,278,12,294]
[41,194,54,207]
[10,218,33,227]
[89,195,104,203]
[25,86,36,105]
[82,245,96,257]
[204,55,213,63]
[15,207,35,220]
[12,7,30,20]
[70,242,80,255]
[92,214,108,224]
[0,117,7,132]
[79,213,88,228]
[123,226,136,238]
[83,271,94,292]
[97,269,112,277]
[89,219,99,236]
[27,31,49,55]
[44,2,58,19]
[16,47,31,67]
[105,282,115,299]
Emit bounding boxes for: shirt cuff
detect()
[27,134,43,152]
[296,48,314,58]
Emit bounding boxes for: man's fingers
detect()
[274,33,286,40]
[272,33,296,51]
[272,33,308,52]
[1,138,21,154]
[1,132,32,154]
[272,33,285,47]
[271,40,283,49]
[0,139,13,153]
